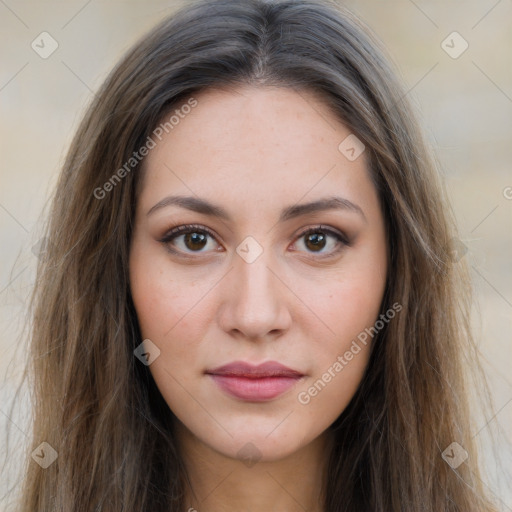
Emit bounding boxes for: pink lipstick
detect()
[205,361,304,401]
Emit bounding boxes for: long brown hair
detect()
[12,0,498,510]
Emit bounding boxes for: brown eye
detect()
[183,231,208,251]
[294,226,348,257]
[159,224,221,255]
[304,232,327,252]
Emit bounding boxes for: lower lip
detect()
[208,374,302,401]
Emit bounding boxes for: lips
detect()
[205,361,304,401]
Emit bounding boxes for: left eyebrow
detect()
[146,194,367,223]
[279,196,367,223]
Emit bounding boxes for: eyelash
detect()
[158,223,349,259]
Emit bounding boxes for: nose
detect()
[217,248,292,341]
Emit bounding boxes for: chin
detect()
[179,413,325,465]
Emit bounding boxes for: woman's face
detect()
[129,85,387,463]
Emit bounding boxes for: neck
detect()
[175,421,334,512]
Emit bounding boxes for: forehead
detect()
[138,85,376,220]
[172,84,343,151]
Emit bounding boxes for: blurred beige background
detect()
[1,0,511,510]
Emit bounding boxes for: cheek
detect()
[130,242,208,340]
[294,279,381,419]
[129,247,216,397]
[129,252,207,413]
[297,262,386,352]
[293,248,386,407]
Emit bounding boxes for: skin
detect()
[129,85,388,512]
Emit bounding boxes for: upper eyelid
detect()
[297,225,348,243]
[161,223,347,250]
[159,224,219,244]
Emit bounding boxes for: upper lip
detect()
[205,361,304,379]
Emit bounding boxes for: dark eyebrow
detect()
[280,196,366,223]
[147,195,366,223]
